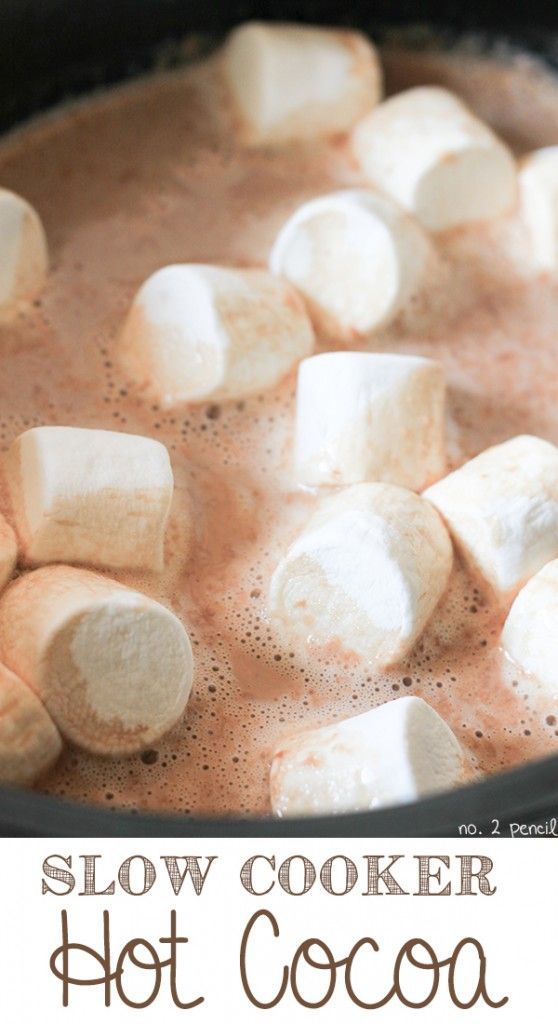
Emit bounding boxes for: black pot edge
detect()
[1,751,557,838]
[2,13,558,134]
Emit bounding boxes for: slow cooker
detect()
[1,0,557,837]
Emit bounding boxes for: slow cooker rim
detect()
[2,749,558,837]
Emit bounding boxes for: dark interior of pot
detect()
[1,0,558,836]
[3,0,558,135]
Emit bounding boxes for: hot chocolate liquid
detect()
[1,41,557,814]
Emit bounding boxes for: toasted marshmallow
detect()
[352,87,517,232]
[0,514,17,593]
[269,483,452,666]
[270,696,463,817]
[0,662,62,787]
[502,559,558,696]
[519,147,558,270]
[269,190,432,340]
[120,265,314,405]
[295,351,446,489]
[424,435,558,599]
[6,426,173,572]
[0,187,48,318]
[0,566,194,756]
[222,22,382,146]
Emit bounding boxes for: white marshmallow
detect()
[0,514,17,593]
[269,482,452,666]
[0,187,48,318]
[0,662,62,787]
[270,696,463,817]
[223,22,382,146]
[352,87,517,232]
[519,147,558,270]
[424,435,558,599]
[119,264,314,405]
[0,566,194,756]
[6,426,174,572]
[269,190,432,340]
[502,559,558,697]
[295,351,446,488]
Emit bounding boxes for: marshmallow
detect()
[6,426,173,572]
[119,265,314,405]
[0,566,194,756]
[424,435,558,599]
[519,147,558,270]
[0,662,62,787]
[269,190,432,340]
[502,559,558,696]
[270,696,463,817]
[269,483,452,666]
[222,22,382,146]
[0,514,17,593]
[352,87,517,232]
[295,351,446,489]
[0,187,48,318]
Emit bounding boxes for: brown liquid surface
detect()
[1,39,558,816]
